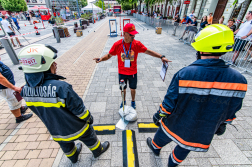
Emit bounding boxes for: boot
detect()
[146,137,160,156]
[16,113,33,123]
[72,143,83,163]
[94,141,110,158]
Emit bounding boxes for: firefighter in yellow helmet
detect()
[146,24,247,167]
[18,44,109,163]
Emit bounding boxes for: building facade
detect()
[26,0,47,10]
[141,0,252,24]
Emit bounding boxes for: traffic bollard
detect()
[53,27,61,43]
[1,38,19,65]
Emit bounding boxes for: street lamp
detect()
[76,0,81,18]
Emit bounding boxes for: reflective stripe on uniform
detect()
[88,140,101,151]
[151,140,161,149]
[179,80,247,91]
[26,101,65,108]
[53,124,89,141]
[77,109,90,120]
[159,104,171,115]
[24,97,66,108]
[179,87,246,98]
[65,146,77,157]
[160,120,209,152]
[170,151,181,165]
[172,150,183,163]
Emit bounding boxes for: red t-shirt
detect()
[109,39,147,75]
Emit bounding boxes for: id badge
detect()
[124,59,130,68]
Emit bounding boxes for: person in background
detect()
[232,11,252,64]
[172,14,181,36]
[179,15,193,40]
[188,10,195,19]
[1,16,23,47]
[227,19,236,32]
[12,14,20,30]
[219,16,225,24]
[26,12,32,25]
[199,15,208,31]
[0,57,32,123]
[207,12,213,25]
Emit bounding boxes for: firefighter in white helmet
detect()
[18,44,109,163]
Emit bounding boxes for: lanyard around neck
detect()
[122,40,132,58]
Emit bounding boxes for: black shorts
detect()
[27,17,30,21]
[119,73,137,90]
[233,38,248,51]
[7,32,15,37]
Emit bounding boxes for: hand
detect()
[93,58,101,63]
[215,123,226,136]
[88,115,93,124]
[153,113,161,126]
[14,87,22,93]
[161,57,172,64]
[241,36,247,39]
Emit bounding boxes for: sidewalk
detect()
[0,16,252,167]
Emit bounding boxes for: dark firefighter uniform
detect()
[21,72,104,162]
[147,24,248,167]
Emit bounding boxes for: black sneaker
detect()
[20,106,28,114]
[16,113,33,123]
[94,141,110,158]
[72,143,83,163]
[146,137,160,156]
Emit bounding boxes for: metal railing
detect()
[221,37,252,73]
[133,13,188,39]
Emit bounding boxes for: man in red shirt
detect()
[94,23,171,109]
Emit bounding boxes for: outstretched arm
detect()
[144,49,172,63]
[93,53,113,63]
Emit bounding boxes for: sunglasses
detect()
[249,11,252,14]
[127,32,134,36]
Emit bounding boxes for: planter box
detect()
[82,20,89,26]
[52,27,69,38]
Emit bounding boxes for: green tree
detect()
[1,0,27,12]
[122,3,132,10]
[95,0,105,9]
[81,0,88,7]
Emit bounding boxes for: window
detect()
[32,0,37,3]
[26,0,31,2]
[198,0,207,19]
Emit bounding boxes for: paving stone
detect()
[13,150,29,160]
[1,160,17,167]
[1,151,17,160]
[212,139,252,164]
[90,102,106,113]
[13,159,29,167]
[39,158,54,167]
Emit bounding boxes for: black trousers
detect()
[57,125,102,162]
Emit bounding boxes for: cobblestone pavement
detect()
[0,16,252,167]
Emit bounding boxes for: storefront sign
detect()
[184,1,190,4]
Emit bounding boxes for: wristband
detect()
[160,55,165,59]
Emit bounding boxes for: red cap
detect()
[123,23,138,35]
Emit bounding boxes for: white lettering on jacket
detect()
[23,85,57,98]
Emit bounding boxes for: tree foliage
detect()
[95,0,105,9]
[122,3,132,10]
[81,0,88,7]
[1,0,27,12]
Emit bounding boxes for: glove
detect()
[153,113,161,126]
[215,123,226,136]
[87,115,93,124]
